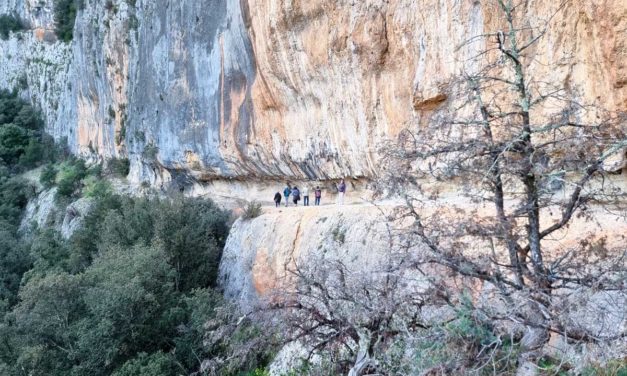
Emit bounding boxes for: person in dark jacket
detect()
[292,186,301,206]
[274,192,282,207]
[314,186,322,205]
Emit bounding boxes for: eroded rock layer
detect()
[0,0,625,184]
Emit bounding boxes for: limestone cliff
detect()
[219,200,627,310]
[0,0,625,185]
[219,203,398,311]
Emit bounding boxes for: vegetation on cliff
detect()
[0,93,277,375]
[0,14,24,40]
[54,0,83,42]
[0,188,276,375]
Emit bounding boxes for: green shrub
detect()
[40,164,57,188]
[581,360,627,376]
[0,182,281,376]
[18,138,44,169]
[0,124,31,166]
[0,174,32,225]
[82,175,111,198]
[0,90,48,171]
[56,158,87,198]
[112,352,181,376]
[0,14,24,40]
[54,0,83,42]
[99,196,230,291]
[106,157,130,177]
[0,222,32,306]
[242,201,262,220]
[142,144,158,161]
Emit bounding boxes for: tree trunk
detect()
[348,331,374,376]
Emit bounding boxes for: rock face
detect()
[0,0,625,185]
[219,203,397,310]
[20,187,94,239]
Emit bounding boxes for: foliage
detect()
[0,175,31,225]
[54,0,82,42]
[73,244,179,373]
[82,175,111,198]
[0,93,44,309]
[0,186,267,376]
[55,158,87,198]
[242,201,262,220]
[582,360,627,376]
[39,164,57,189]
[0,90,49,172]
[0,222,32,307]
[99,196,230,291]
[106,157,130,177]
[0,124,31,166]
[112,352,182,376]
[0,14,23,40]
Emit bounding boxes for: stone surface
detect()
[219,203,398,310]
[0,0,624,185]
[19,187,94,239]
[60,196,93,239]
[19,187,59,235]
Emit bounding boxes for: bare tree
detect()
[266,249,446,375]
[381,0,626,359]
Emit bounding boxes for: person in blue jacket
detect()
[283,184,292,207]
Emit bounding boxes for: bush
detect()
[242,201,262,220]
[56,158,87,198]
[54,0,82,42]
[82,175,111,198]
[0,14,24,40]
[0,174,32,225]
[112,352,181,376]
[0,90,47,171]
[142,144,158,161]
[0,124,31,166]
[99,196,230,291]
[40,164,57,189]
[18,138,44,169]
[106,157,130,177]
[0,222,32,306]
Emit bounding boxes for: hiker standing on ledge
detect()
[292,186,301,206]
[302,185,310,206]
[273,192,282,208]
[336,179,346,205]
[283,184,292,207]
[314,186,322,206]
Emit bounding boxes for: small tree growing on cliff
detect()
[382,0,626,358]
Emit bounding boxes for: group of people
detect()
[274,179,347,207]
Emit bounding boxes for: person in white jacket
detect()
[302,186,310,206]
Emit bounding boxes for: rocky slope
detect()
[0,0,625,187]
